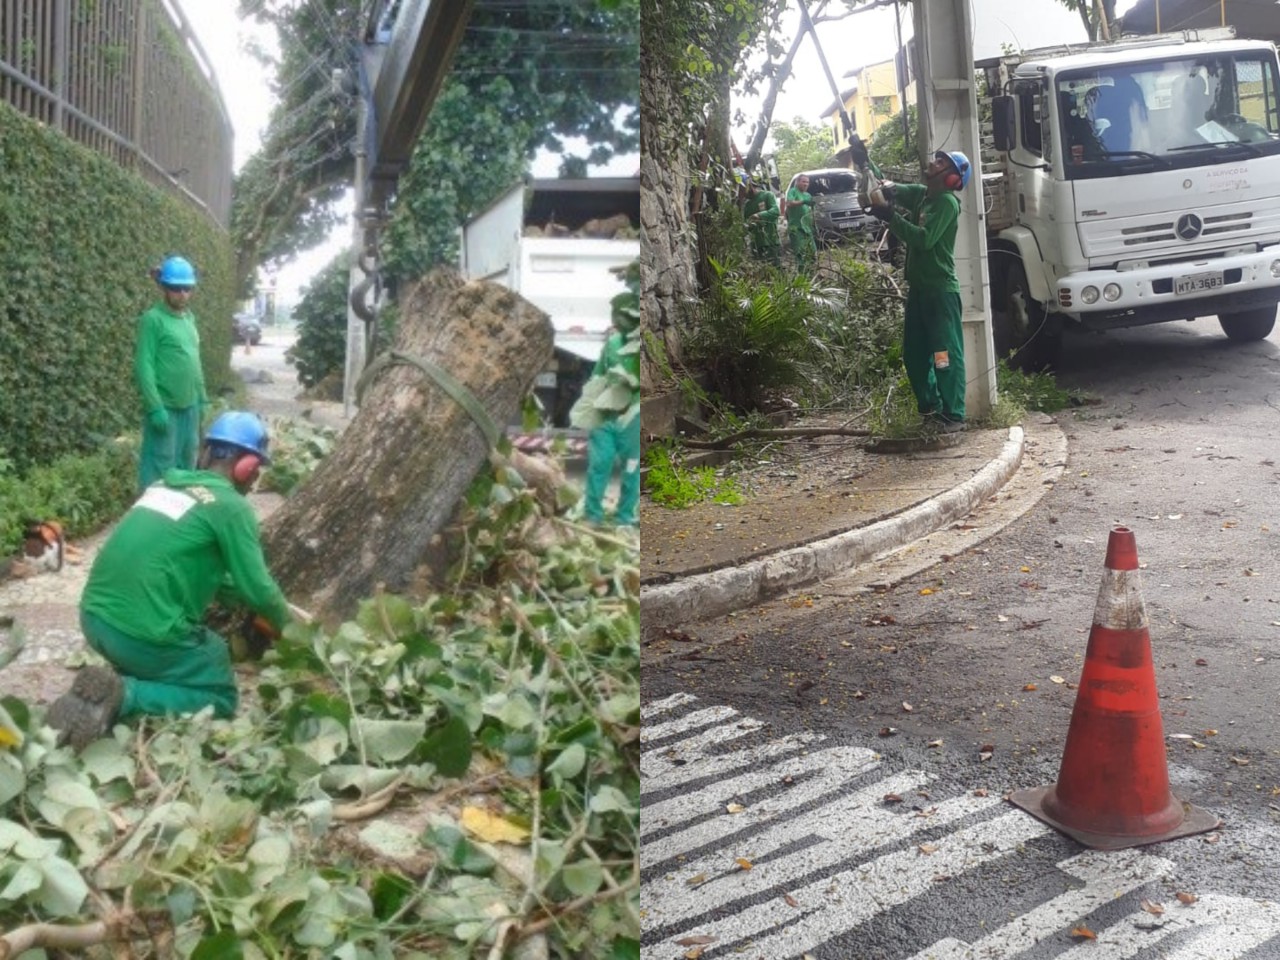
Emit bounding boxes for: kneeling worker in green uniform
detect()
[47,411,292,751]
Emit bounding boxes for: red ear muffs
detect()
[944,171,962,190]
[232,455,263,485]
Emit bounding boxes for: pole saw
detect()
[796,0,894,212]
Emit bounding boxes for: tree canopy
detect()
[771,117,836,187]
[231,0,638,295]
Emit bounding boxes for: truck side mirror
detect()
[992,95,1016,152]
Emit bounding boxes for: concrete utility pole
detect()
[912,0,996,418]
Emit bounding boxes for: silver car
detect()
[787,168,875,245]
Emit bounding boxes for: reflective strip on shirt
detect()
[136,486,197,522]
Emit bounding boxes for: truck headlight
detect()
[1081,285,1100,304]
[1103,283,1122,302]
[1271,259,1280,279]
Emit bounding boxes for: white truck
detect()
[458,177,639,425]
[981,27,1280,369]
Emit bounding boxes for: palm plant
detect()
[687,260,845,411]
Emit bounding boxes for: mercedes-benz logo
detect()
[1176,213,1203,240]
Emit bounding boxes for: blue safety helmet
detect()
[205,411,271,464]
[934,150,972,191]
[158,255,197,288]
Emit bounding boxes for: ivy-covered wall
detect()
[0,101,235,472]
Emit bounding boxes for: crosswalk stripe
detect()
[640,745,883,847]
[641,691,696,719]
[643,695,1280,959]
[642,777,1001,933]
[647,811,1048,959]
[640,705,740,743]
[904,848,1176,959]
[639,716,767,784]
[1098,893,1280,958]
[642,729,826,795]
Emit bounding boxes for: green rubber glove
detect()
[147,408,170,432]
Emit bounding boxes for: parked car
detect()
[232,313,262,346]
[786,168,875,245]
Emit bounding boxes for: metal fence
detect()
[0,0,233,226]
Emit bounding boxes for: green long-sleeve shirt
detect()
[886,184,960,293]
[785,187,814,234]
[744,189,781,252]
[82,469,290,643]
[135,301,206,413]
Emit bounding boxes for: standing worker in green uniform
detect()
[571,265,640,527]
[867,148,971,431]
[784,174,818,274]
[743,178,781,266]
[136,254,208,490]
[46,412,292,751]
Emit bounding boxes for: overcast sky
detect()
[742,0,1144,141]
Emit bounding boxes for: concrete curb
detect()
[641,425,1026,628]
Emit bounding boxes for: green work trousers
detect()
[80,610,238,720]
[789,227,817,274]
[139,404,200,489]
[584,416,640,526]
[903,287,966,421]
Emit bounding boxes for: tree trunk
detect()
[261,270,553,621]
[639,27,698,394]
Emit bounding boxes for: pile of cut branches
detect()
[0,461,639,959]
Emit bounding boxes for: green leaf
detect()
[547,742,587,780]
[293,715,349,767]
[421,715,472,778]
[192,929,245,960]
[0,754,25,807]
[353,717,427,764]
[35,854,89,916]
[424,824,495,876]
[589,785,636,815]
[0,862,42,902]
[36,777,102,829]
[561,859,604,897]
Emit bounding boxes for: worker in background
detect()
[784,174,817,274]
[135,254,208,490]
[46,412,292,751]
[570,264,640,528]
[743,176,782,266]
[865,146,970,432]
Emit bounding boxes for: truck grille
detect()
[1078,199,1280,261]
[1118,212,1252,246]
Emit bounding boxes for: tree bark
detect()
[261,270,553,621]
[639,26,698,394]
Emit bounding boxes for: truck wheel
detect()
[1218,306,1277,342]
[997,258,1061,371]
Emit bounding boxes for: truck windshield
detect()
[1056,50,1280,179]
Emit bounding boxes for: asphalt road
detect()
[642,315,1280,959]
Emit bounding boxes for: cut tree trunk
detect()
[261,269,553,622]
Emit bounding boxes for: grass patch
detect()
[644,446,743,508]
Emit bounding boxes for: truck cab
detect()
[983,28,1280,368]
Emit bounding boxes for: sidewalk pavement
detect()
[0,490,286,707]
[641,413,1066,632]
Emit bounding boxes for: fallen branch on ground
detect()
[681,426,871,449]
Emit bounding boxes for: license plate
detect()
[1174,271,1223,295]
[837,220,860,229]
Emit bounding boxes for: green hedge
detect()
[0,101,235,472]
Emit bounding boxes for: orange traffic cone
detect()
[1008,526,1219,849]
